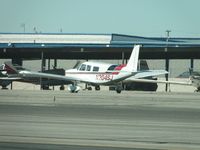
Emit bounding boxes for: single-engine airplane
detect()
[4,45,168,93]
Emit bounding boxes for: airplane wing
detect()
[18,70,77,82]
[0,77,21,80]
[124,77,192,86]
[124,70,192,85]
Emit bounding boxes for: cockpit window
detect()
[86,65,91,71]
[79,64,86,71]
[93,66,99,72]
[107,65,117,71]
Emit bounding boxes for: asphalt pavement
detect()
[0,90,200,150]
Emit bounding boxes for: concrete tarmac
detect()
[0,90,200,150]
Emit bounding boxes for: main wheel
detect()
[60,85,65,90]
[95,85,100,91]
[87,87,92,90]
[115,86,122,93]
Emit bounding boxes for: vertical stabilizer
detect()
[4,61,19,75]
[122,45,140,72]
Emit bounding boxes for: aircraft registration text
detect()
[96,74,113,81]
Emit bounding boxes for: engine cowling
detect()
[67,84,81,93]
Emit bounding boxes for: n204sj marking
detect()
[96,74,113,81]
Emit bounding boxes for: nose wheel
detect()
[68,84,81,93]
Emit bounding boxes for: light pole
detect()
[166,30,171,42]
[20,23,26,33]
[33,26,37,33]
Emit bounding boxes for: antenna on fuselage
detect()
[73,60,81,69]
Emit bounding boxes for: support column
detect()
[53,59,57,90]
[165,59,169,92]
[11,81,13,90]
[54,59,57,69]
[122,51,125,64]
[165,30,171,92]
[42,59,46,72]
[40,51,45,90]
[190,59,194,71]
[48,59,50,70]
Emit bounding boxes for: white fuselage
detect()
[65,61,131,85]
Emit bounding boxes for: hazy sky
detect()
[0,0,200,37]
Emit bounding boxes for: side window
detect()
[79,64,86,71]
[93,66,99,72]
[86,65,91,71]
[107,65,117,71]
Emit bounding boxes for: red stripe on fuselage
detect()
[112,64,127,75]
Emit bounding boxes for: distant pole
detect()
[60,28,63,33]
[33,27,37,33]
[21,23,26,33]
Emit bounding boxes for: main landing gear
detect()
[95,85,100,91]
[85,85,100,91]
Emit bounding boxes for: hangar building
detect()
[0,33,200,91]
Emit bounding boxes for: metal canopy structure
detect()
[0,33,200,60]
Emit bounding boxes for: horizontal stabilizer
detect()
[131,70,168,79]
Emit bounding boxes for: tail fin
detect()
[4,61,19,75]
[122,45,140,72]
